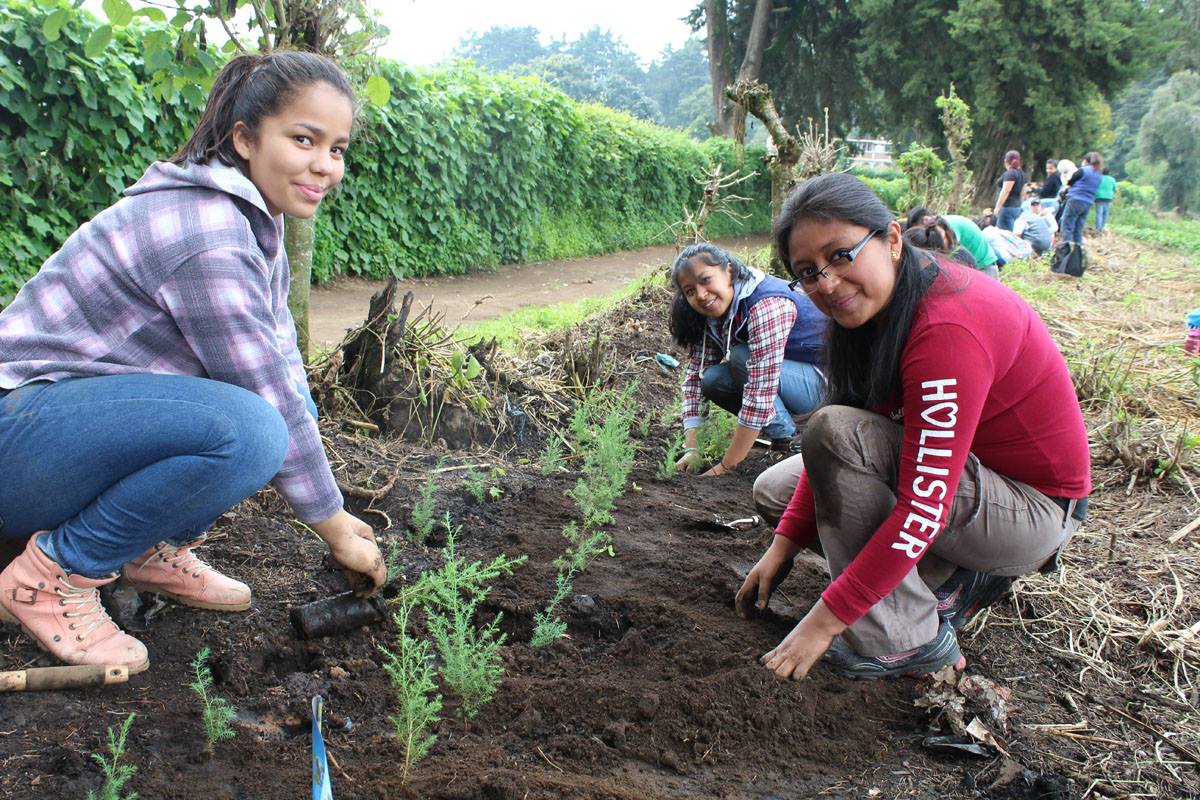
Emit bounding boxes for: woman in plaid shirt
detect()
[669,243,827,477]
[0,52,384,675]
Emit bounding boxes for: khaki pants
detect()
[752,406,1082,656]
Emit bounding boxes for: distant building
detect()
[845,137,894,169]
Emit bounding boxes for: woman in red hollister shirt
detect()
[735,173,1091,680]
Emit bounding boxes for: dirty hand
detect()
[675,449,702,473]
[761,600,846,681]
[735,535,801,618]
[313,510,386,596]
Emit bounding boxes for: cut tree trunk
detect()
[337,279,491,448]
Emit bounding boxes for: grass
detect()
[1110,206,1200,257]
[459,272,664,351]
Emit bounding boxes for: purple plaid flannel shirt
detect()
[0,161,343,524]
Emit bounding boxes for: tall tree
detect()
[644,37,711,129]
[1138,70,1200,212]
[697,0,774,140]
[852,0,1162,203]
[454,26,546,71]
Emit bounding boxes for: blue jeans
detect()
[699,344,826,439]
[1093,199,1112,230]
[1061,198,1092,245]
[0,374,292,578]
[997,206,1021,232]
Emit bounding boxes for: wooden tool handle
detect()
[0,664,129,692]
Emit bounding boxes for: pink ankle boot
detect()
[0,534,149,674]
[122,538,251,612]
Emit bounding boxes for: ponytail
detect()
[171,50,355,168]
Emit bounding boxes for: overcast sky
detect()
[81,0,700,67]
[377,1,699,66]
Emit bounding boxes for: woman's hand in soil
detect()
[735,535,802,618]
[701,424,759,478]
[761,599,846,681]
[313,510,386,596]
[676,450,703,473]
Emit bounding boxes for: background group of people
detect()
[993,150,1116,250]
[898,149,1114,282]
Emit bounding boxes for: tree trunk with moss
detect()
[726,79,799,218]
[285,215,314,360]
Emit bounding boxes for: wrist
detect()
[312,510,353,545]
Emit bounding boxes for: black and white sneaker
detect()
[935,568,1014,630]
[822,620,966,680]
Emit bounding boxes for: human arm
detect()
[715,297,797,473]
[156,248,383,592]
[818,324,992,627]
[702,423,759,476]
[677,342,717,472]
[760,598,846,680]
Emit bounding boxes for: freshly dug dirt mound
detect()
[3,273,1187,800]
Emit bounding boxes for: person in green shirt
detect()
[907,207,999,273]
[1093,172,1117,232]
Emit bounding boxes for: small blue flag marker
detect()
[312,695,333,800]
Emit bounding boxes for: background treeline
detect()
[0,2,770,304]
[457,2,1200,213]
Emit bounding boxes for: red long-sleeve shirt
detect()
[776,261,1091,626]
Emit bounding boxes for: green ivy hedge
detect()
[0,2,770,304]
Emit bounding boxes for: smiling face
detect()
[785,219,902,328]
[232,81,353,219]
[676,258,735,319]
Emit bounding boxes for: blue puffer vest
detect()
[708,274,827,365]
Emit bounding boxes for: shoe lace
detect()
[155,543,213,579]
[55,577,113,641]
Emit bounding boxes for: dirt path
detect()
[309,235,771,346]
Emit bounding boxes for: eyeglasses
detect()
[787,229,882,294]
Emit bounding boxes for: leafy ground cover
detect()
[1,227,1197,799]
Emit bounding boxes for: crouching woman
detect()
[0,52,385,675]
[737,174,1090,679]
[671,243,827,476]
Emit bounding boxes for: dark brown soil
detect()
[1,280,1190,800]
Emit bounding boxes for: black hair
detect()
[775,173,939,409]
[903,220,957,254]
[668,242,753,348]
[905,206,934,230]
[171,51,355,169]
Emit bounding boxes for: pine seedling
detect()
[531,570,572,647]
[657,431,685,479]
[462,468,487,504]
[697,408,737,464]
[538,434,565,476]
[531,523,613,648]
[567,401,637,528]
[410,466,440,543]
[420,516,525,719]
[86,712,138,800]
[189,647,237,754]
[379,594,442,783]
